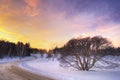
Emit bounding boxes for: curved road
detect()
[0,59,54,80]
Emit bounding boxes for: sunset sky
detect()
[0,0,120,50]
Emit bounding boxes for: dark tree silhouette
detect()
[59,36,111,71]
[0,40,32,59]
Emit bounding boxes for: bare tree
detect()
[16,42,25,59]
[59,36,111,71]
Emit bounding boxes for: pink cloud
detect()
[24,0,40,16]
[24,6,40,16]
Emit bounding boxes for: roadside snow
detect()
[0,57,19,64]
[0,56,34,64]
[19,56,120,80]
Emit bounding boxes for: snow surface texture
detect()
[93,56,120,71]
[0,53,41,64]
[19,55,120,80]
[0,56,34,64]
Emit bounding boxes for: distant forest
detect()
[0,40,45,59]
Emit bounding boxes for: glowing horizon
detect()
[0,0,120,50]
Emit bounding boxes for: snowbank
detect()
[0,56,34,64]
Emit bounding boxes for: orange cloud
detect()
[24,0,39,7]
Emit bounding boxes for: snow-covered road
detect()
[0,57,53,80]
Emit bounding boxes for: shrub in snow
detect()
[58,36,111,71]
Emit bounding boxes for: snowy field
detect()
[19,55,120,80]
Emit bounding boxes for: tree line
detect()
[0,40,33,59]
